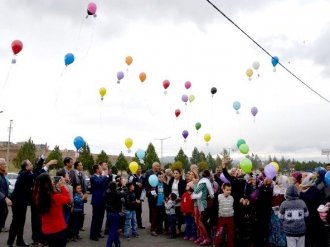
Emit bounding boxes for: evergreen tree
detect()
[171,161,183,171]
[215,155,222,168]
[199,151,206,163]
[190,147,200,165]
[198,161,208,172]
[78,143,94,174]
[206,153,216,172]
[45,145,63,169]
[96,150,109,164]
[116,152,128,172]
[13,138,36,169]
[220,148,232,167]
[174,148,189,171]
[144,143,160,171]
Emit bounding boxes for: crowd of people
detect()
[0,152,330,247]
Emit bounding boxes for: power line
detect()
[205,0,330,103]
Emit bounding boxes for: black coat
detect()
[168,177,186,200]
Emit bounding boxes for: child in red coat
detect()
[181,187,196,240]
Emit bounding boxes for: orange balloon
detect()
[125,56,133,66]
[139,72,146,82]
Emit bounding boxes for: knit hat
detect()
[291,171,302,183]
[301,172,316,189]
[285,185,299,200]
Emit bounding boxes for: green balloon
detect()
[236,139,246,149]
[240,158,252,173]
[239,144,249,154]
[195,122,201,131]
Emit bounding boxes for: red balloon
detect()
[163,80,170,90]
[175,109,181,118]
[11,40,23,55]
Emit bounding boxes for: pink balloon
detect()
[87,2,97,15]
[184,81,191,89]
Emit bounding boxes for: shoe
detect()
[97,234,105,238]
[1,227,9,232]
[90,237,99,241]
[138,226,145,229]
[16,242,30,247]
[77,235,83,240]
[80,228,86,231]
[200,239,212,246]
[151,231,158,236]
[183,236,188,240]
[194,237,204,244]
[125,237,131,241]
[189,237,196,241]
[72,238,78,242]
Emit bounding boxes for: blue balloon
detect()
[65,53,75,66]
[233,101,241,111]
[73,136,85,150]
[271,56,279,67]
[136,149,145,160]
[325,171,330,186]
[148,174,158,187]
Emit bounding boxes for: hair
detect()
[222,183,231,190]
[173,169,181,174]
[56,169,66,178]
[32,173,53,214]
[92,164,99,173]
[202,169,210,178]
[327,163,330,167]
[63,157,72,166]
[126,182,133,189]
[73,184,81,192]
[170,192,177,201]
[108,181,117,192]
[0,158,6,166]
[98,161,104,166]
[156,172,163,176]
[74,161,81,169]
[21,160,29,170]
[188,187,194,193]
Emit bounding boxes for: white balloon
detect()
[252,61,260,70]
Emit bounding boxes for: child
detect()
[216,183,234,247]
[165,193,177,239]
[279,185,309,247]
[181,186,196,240]
[72,184,88,241]
[124,182,140,240]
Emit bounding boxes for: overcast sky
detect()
[0,0,330,162]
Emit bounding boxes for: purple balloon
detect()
[182,94,188,103]
[182,130,189,139]
[264,164,276,179]
[220,173,230,184]
[117,71,124,80]
[251,107,258,117]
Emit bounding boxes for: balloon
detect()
[163,80,170,94]
[87,2,97,16]
[270,162,279,172]
[139,72,146,82]
[252,61,260,70]
[129,161,139,174]
[233,101,241,113]
[264,164,277,179]
[251,107,258,117]
[73,136,85,150]
[239,144,249,154]
[185,81,191,89]
[175,109,181,118]
[136,149,146,160]
[220,173,230,184]
[195,122,201,131]
[325,171,330,186]
[246,68,253,80]
[271,56,279,71]
[240,158,252,173]
[125,56,133,66]
[211,87,217,96]
[148,174,159,187]
[99,87,106,100]
[11,40,23,55]
[117,71,124,83]
[182,94,188,104]
[64,53,75,66]
[189,95,195,103]
[125,138,133,152]
[236,139,246,149]
[204,133,211,143]
[182,130,189,141]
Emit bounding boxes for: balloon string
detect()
[2,62,13,89]
[83,19,96,58]
[74,18,86,55]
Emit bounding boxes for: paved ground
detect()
[0,201,195,247]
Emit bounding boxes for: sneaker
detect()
[125,236,130,241]
[132,233,139,238]
[151,231,158,236]
[189,237,196,241]
[194,237,204,244]
[183,236,188,240]
[200,239,212,246]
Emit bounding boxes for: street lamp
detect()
[6,120,13,163]
[154,136,171,166]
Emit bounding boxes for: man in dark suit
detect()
[0,158,11,235]
[7,158,53,247]
[90,164,108,241]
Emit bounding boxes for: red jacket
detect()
[42,186,70,234]
[180,192,194,214]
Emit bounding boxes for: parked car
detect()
[7,172,18,196]
[85,174,91,193]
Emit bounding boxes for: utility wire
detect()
[205,0,330,103]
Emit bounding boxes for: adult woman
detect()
[32,173,70,247]
[168,169,186,235]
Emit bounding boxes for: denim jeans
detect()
[106,213,120,247]
[124,210,137,237]
[184,214,196,238]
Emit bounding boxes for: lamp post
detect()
[154,136,171,166]
[6,120,13,163]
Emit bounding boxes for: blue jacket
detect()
[90,174,108,206]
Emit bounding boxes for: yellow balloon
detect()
[129,161,139,174]
[246,68,253,79]
[270,162,279,172]
[204,133,211,143]
[125,138,133,150]
[99,87,106,100]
